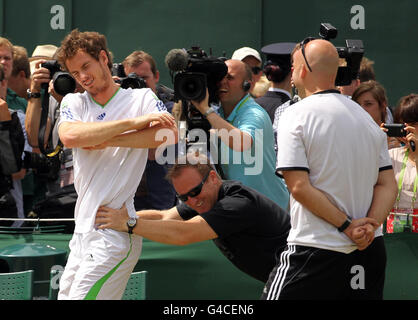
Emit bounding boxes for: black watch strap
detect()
[27,89,41,99]
[338,216,352,232]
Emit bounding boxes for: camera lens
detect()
[176,73,206,101]
[53,72,76,96]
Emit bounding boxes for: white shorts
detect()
[58,229,142,300]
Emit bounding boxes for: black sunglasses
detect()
[176,171,210,202]
[251,66,262,74]
[299,37,315,72]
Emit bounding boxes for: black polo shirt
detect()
[177,180,290,283]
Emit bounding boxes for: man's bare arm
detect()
[96,206,217,245]
[282,170,380,249]
[59,112,175,148]
[366,169,397,225]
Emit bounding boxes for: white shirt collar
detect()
[268,88,291,99]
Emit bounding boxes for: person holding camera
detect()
[25,44,79,194]
[95,153,290,283]
[262,39,397,300]
[191,59,289,211]
[122,50,177,211]
[54,29,177,300]
[384,94,418,233]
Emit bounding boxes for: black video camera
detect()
[41,60,76,96]
[165,46,227,141]
[168,46,227,104]
[111,63,147,89]
[318,23,364,86]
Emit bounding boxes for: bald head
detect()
[226,59,252,81]
[292,39,339,95]
[305,39,339,77]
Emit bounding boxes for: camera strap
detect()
[38,87,63,157]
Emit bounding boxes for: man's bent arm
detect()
[101,124,178,149]
[366,169,397,225]
[25,97,51,147]
[282,170,379,247]
[192,91,253,151]
[206,112,253,151]
[59,112,174,148]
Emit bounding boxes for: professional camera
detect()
[165,46,227,104]
[23,151,60,181]
[318,23,364,86]
[111,63,147,89]
[41,60,76,96]
[165,46,227,145]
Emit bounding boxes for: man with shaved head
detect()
[191,59,289,211]
[262,39,397,300]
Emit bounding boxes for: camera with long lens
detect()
[111,63,147,89]
[166,46,227,104]
[41,60,76,96]
[23,151,60,181]
[165,46,227,142]
[318,23,364,86]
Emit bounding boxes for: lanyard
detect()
[226,95,251,124]
[395,148,418,210]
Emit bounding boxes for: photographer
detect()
[191,59,289,211]
[384,94,418,233]
[25,45,76,191]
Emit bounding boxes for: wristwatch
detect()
[27,89,41,99]
[337,216,352,232]
[127,216,138,234]
[204,107,216,117]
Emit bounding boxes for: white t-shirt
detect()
[58,87,167,233]
[276,92,392,253]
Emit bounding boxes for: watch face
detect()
[127,217,137,227]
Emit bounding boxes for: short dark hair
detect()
[358,57,376,82]
[12,46,30,78]
[57,29,113,72]
[166,153,218,183]
[123,50,157,76]
[352,80,387,123]
[394,93,418,124]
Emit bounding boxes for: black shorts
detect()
[261,236,386,300]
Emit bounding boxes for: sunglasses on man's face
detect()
[299,37,315,72]
[176,171,210,202]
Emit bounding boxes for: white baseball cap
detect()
[231,47,262,62]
